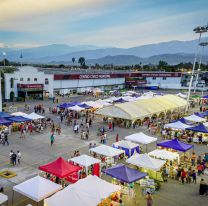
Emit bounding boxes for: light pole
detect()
[0,52,6,112]
[185,25,208,112]
[193,42,208,93]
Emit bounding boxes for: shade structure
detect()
[39,157,82,179]
[102,164,147,183]
[125,132,157,145]
[57,103,70,109]
[172,117,194,125]
[203,95,208,99]
[96,94,187,121]
[79,104,92,109]
[112,140,140,157]
[23,112,45,120]
[184,114,206,123]
[70,155,101,167]
[126,154,166,171]
[95,100,112,107]
[68,105,85,111]
[195,111,208,118]
[0,112,12,118]
[13,176,62,202]
[164,121,191,130]
[177,93,187,99]
[204,122,208,127]
[83,101,103,109]
[90,145,124,157]
[45,175,120,206]
[0,193,8,205]
[8,116,31,122]
[114,98,128,103]
[186,124,208,133]
[11,112,28,116]
[148,149,179,161]
[0,117,12,125]
[157,138,193,152]
[201,110,208,117]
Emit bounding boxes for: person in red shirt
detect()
[181,168,187,184]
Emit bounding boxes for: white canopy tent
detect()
[164,121,190,130]
[112,140,139,149]
[184,114,206,123]
[126,153,166,171]
[23,112,45,120]
[95,100,112,107]
[0,193,8,205]
[69,155,101,175]
[177,93,187,99]
[83,101,103,109]
[104,97,118,103]
[204,122,208,127]
[11,112,28,116]
[13,176,62,203]
[148,149,180,163]
[68,105,85,111]
[45,175,120,206]
[90,145,124,157]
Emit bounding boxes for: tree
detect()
[158,60,168,69]
[78,57,85,67]
[72,57,75,64]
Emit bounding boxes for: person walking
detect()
[116,133,119,142]
[9,150,13,165]
[17,151,21,165]
[12,152,17,166]
[50,133,55,146]
[192,170,196,184]
[181,168,186,184]
[146,192,153,206]
[4,133,9,146]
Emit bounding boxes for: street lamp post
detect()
[0,52,6,112]
[185,25,208,112]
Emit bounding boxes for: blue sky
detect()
[0,0,207,48]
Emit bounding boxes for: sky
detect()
[0,0,207,48]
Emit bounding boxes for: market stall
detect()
[112,140,140,157]
[126,154,166,181]
[184,114,206,123]
[69,154,101,176]
[8,116,31,122]
[125,132,157,152]
[164,121,191,130]
[12,176,62,204]
[171,117,194,125]
[90,145,124,168]
[0,117,12,126]
[11,112,28,117]
[68,105,85,111]
[23,112,45,120]
[39,157,82,184]
[44,175,121,206]
[0,112,12,118]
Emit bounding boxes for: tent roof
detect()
[184,114,206,123]
[203,95,208,99]
[126,154,166,171]
[0,112,12,118]
[125,132,157,145]
[70,155,101,167]
[24,112,45,120]
[172,117,194,125]
[195,111,208,118]
[0,117,12,125]
[157,138,193,152]
[186,123,208,133]
[90,145,124,157]
[79,104,92,109]
[103,164,147,183]
[112,140,139,149]
[13,176,62,202]
[57,103,70,108]
[96,95,187,121]
[8,116,31,122]
[68,105,85,111]
[148,149,179,161]
[11,112,28,116]
[95,100,112,106]
[0,193,8,204]
[201,110,208,117]
[45,175,120,206]
[39,157,82,178]
[83,101,103,109]
[164,121,191,130]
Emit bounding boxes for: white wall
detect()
[53,77,125,89]
[4,66,54,100]
[146,77,182,89]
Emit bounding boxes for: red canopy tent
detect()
[38,157,82,179]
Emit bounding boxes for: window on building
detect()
[45,78,49,85]
[34,78,37,82]
[20,78,23,81]
[10,78,14,88]
[152,77,156,80]
[27,78,30,81]
[162,77,167,80]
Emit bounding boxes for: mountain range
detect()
[0,38,208,65]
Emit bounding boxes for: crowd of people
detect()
[9,150,21,166]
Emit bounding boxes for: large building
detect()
[3,66,208,101]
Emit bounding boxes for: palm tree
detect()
[72,57,75,64]
[78,57,85,67]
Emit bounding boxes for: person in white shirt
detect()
[17,151,21,165]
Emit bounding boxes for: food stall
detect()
[39,157,82,185]
[126,154,166,182]
[125,132,157,152]
[8,116,32,132]
[90,145,124,169]
[69,154,101,177]
[112,140,140,157]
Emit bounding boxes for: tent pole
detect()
[12,190,14,205]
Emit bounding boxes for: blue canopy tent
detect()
[195,112,207,118]
[102,164,147,183]
[186,123,208,133]
[79,103,92,109]
[203,95,208,99]
[157,138,193,152]
[171,118,194,125]
[0,112,12,118]
[8,116,31,122]
[199,111,208,117]
[114,98,128,103]
[0,117,12,126]
[57,103,71,109]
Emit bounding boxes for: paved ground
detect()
[0,92,208,206]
